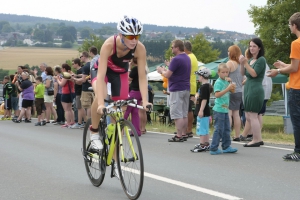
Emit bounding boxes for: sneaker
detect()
[61,124,69,128]
[14,119,21,123]
[239,135,252,141]
[223,146,238,153]
[246,134,253,140]
[232,137,240,141]
[59,121,65,125]
[168,135,184,142]
[25,119,31,123]
[90,139,103,150]
[283,152,300,161]
[210,149,223,155]
[42,120,47,126]
[70,123,82,129]
[51,120,57,124]
[80,123,85,128]
[190,144,208,153]
[35,122,42,126]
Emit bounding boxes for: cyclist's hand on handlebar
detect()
[97,104,106,116]
[142,101,152,112]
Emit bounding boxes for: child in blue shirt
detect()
[210,63,238,155]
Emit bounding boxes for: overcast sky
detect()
[0,0,268,34]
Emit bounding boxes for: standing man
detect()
[268,12,300,161]
[70,58,85,129]
[79,51,93,119]
[39,63,47,81]
[157,40,191,142]
[184,40,198,138]
[89,46,100,70]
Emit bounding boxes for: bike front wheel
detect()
[116,120,144,200]
[82,118,106,187]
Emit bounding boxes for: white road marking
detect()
[144,171,242,200]
[122,167,242,200]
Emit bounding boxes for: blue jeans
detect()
[288,89,300,153]
[210,111,231,151]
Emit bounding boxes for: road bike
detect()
[82,98,151,200]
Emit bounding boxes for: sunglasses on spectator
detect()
[123,35,141,40]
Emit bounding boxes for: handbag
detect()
[46,76,54,95]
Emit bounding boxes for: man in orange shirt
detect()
[268,12,300,161]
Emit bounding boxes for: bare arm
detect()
[198,99,207,117]
[136,42,150,108]
[239,55,258,77]
[96,40,111,109]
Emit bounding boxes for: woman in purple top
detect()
[14,71,34,123]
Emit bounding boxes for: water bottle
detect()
[105,124,115,145]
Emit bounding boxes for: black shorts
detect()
[4,98,12,110]
[188,98,194,112]
[258,99,268,115]
[61,93,75,103]
[91,67,129,101]
[22,99,33,108]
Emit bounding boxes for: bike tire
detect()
[116,120,144,200]
[82,118,106,187]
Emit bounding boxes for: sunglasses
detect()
[123,35,141,40]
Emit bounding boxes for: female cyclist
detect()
[89,16,150,150]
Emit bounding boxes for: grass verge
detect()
[145,115,294,145]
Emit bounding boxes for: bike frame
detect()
[104,102,138,166]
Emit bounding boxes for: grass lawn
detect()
[146,115,294,145]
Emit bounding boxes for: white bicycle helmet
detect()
[195,67,211,78]
[117,16,143,35]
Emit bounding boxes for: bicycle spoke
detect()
[117,120,144,200]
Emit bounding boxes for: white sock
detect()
[90,133,100,141]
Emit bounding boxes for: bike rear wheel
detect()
[82,118,106,187]
[116,120,144,200]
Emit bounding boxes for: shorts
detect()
[196,116,210,136]
[169,90,190,120]
[229,92,242,110]
[258,99,268,115]
[188,98,194,112]
[91,67,129,101]
[4,98,12,110]
[11,96,18,111]
[81,91,94,109]
[35,98,45,115]
[22,99,33,108]
[76,95,82,109]
[44,94,54,103]
[61,93,75,103]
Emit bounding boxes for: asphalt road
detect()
[0,119,299,200]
